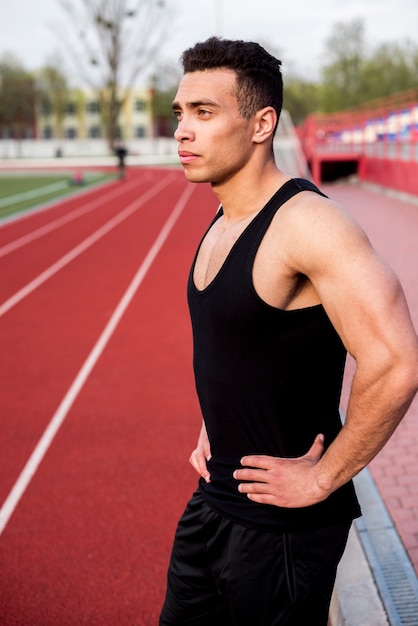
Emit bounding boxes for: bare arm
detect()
[315,259,418,495]
[235,195,418,507]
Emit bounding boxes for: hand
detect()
[233,434,328,508]
[189,422,211,482]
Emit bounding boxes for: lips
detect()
[178,151,199,164]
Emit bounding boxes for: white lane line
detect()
[0,181,68,209]
[0,176,148,259]
[0,181,195,536]
[0,174,175,318]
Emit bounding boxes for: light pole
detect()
[214,0,223,36]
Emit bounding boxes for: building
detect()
[37,86,154,142]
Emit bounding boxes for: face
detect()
[172,69,256,185]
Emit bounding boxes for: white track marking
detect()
[0,175,175,318]
[0,182,194,535]
[0,181,68,209]
[0,177,147,258]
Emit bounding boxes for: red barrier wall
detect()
[359,158,418,196]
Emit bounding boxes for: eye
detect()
[197,108,212,118]
[172,110,183,121]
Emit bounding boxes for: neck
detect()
[212,161,289,219]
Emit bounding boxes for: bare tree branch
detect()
[56,0,171,143]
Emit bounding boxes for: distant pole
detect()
[214,0,223,36]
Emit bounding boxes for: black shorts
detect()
[160,492,350,626]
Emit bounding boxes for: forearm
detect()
[234,365,417,509]
[316,362,418,495]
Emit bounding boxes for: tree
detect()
[58,0,170,144]
[361,40,418,100]
[0,54,36,140]
[283,78,318,126]
[149,60,182,137]
[318,18,367,112]
[315,19,418,114]
[36,60,70,140]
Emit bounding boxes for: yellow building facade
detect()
[37,87,154,141]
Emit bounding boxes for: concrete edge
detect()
[329,464,418,625]
[329,522,389,626]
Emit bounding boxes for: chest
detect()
[193,213,317,310]
[193,219,246,290]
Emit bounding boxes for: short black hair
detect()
[181,37,283,131]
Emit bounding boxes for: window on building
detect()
[42,126,54,139]
[41,100,52,116]
[65,102,77,116]
[65,127,77,139]
[135,99,146,112]
[135,126,145,138]
[87,101,100,114]
[88,126,101,138]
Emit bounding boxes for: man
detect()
[113,140,128,180]
[160,37,418,626]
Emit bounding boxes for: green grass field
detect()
[0,171,115,220]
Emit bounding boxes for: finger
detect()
[305,433,324,461]
[238,481,272,495]
[189,450,211,482]
[233,467,268,482]
[246,493,276,505]
[239,454,275,470]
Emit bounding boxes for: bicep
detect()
[319,250,412,364]
[290,201,416,364]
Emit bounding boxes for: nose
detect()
[174,117,194,142]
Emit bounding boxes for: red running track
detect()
[1,169,418,624]
[0,168,218,625]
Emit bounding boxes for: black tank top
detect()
[187,178,361,531]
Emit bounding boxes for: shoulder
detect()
[279,185,357,232]
[273,187,371,275]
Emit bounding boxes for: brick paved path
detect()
[324,182,418,576]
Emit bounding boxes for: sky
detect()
[0,0,417,83]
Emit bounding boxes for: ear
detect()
[252,107,277,144]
